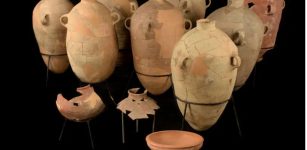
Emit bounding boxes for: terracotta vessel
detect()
[60,0,120,83]
[117,88,159,120]
[245,0,285,61]
[166,0,211,27]
[146,130,204,150]
[56,85,105,122]
[171,19,240,131]
[208,0,264,90]
[130,0,191,95]
[33,0,73,73]
[97,0,138,66]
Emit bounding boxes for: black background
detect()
[4,0,304,149]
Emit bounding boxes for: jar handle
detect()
[130,1,138,13]
[124,17,131,30]
[184,19,192,31]
[111,12,121,25]
[60,14,68,27]
[206,0,212,8]
[41,13,49,25]
[232,30,245,46]
[231,56,241,68]
[179,0,191,15]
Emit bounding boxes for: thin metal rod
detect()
[252,64,257,89]
[136,120,139,133]
[121,113,125,144]
[152,115,156,132]
[231,96,242,137]
[181,103,188,130]
[106,82,117,105]
[58,119,67,141]
[87,121,95,149]
[46,55,51,88]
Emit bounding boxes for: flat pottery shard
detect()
[117,88,159,120]
[56,85,105,122]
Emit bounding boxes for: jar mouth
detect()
[128,88,147,96]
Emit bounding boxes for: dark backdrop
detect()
[5,0,304,149]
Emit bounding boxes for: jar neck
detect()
[228,0,244,8]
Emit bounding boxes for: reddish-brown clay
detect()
[56,85,105,122]
[208,0,264,90]
[171,19,240,131]
[60,0,120,83]
[146,130,204,150]
[130,0,190,95]
[245,0,285,61]
[33,0,73,73]
[117,88,159,120]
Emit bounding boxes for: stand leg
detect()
[136,120,139,133]
[87,121,95,149]
[152,115,156,133]
[121,113,125,144]
[106,82,117,105]
[252,64,257,89]
[58,119,67,142]
[231,96,242,137]
[46,55,51,88]
[181,103,188,130]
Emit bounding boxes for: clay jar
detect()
[97,0,138,66]
[56,85,105,122]
[171,19,240,131]
[245,0,285,61]
[146,130,204,150]
[130,0,190,95]
[208,0,264,90]
[166,0,211,27]
[60,0,120,83]
[33,0,73,73]
[97,0,138,50]
[117,88,159,120]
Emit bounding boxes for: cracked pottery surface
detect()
[61,0,120,83]
[97,0,139,66]
[130,0,188,95]
[33,0,73,73]
[117,88,159,120]
[56,85,105,122]
[208,0,264,90]
[171,19,240,131]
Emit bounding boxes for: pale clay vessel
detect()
[33,0,73,73]
[130,0,191,95]
[60,0,120,83]
[171,19,241,131]
[97,0,138,66]
[166,0,211,27]
[245,0,285,61]
[56,85,105,122]
[146,130,204,150]
[117,88,159,120]
[208,0,264,90]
